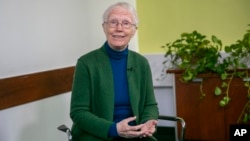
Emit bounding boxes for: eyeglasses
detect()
[104,20,136,29]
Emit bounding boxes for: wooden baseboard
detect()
[0,66,75,110]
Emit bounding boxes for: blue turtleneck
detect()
[104,42,134,137]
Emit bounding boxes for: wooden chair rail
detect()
[0,66,75,110]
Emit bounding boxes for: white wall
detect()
[0,1,137,141]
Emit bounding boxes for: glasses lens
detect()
[110,21,117,27]
[106,20,134,29]
[122,21,130,29]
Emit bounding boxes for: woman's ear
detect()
[102,23,106,33]
[131,26,138,37]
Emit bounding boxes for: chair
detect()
[58,124,72,141]
[57,115,185,141]
[158,115,186,141]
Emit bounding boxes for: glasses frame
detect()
[104,20,136,29]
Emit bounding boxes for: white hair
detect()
[102,2,138,26]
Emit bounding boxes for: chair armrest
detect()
[57,124,72,141]
[158,115,186,141]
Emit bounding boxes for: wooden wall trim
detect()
[0,66,75,110]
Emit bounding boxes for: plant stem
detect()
[200,79,205,99]
[225,70,236,99]
[237,100,250,123]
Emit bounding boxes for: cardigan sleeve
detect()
[140,59,159,123]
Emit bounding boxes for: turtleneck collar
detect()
[104,41,128,60]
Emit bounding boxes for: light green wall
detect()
[137,0,250,53]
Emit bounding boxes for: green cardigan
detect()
[70,45,159,141]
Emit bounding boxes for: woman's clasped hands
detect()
[116,116,158,139]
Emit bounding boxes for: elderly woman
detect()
[70,2,159,141]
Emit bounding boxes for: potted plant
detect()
[161,25,250,140]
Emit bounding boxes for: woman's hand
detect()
[116,116,158,138]
[116,116,145,138]
[140,119,158,138]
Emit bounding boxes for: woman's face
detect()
[102,6,137,51]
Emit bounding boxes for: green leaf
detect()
[244,82,250,87]
[221,82,228,88]
[219,97,230,107]
[182,73,193,82]
[243,113,249,123]
[221,73,228,80]
[224,46,232,53]
[214,87,222,96]
[219,100,226,107]
[223,96,230,103]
